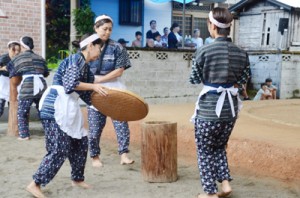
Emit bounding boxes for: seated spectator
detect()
[132,31,142,47]
[191,29,203,48]
[265,78,277,99]
[154,33,163,48]
[161,27,169,48]
[118,38,129,47]
[168,23,182,49]
[146,20,160,47]
[253,83,273,100]
[204,36,214,45]
[147,39,155,48]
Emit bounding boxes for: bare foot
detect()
[197,193,218,198]
[18,137,30,141]
[120,153,134,165]
[26,181,46,198]
[92,156,103,168]
[72,181,91,189]
[217,180,232,197]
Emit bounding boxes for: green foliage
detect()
[292,89,300,98]
[72,6,95,36]
[46,0,71,60]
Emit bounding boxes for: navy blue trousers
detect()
[88,107,130,157]
[33,119,88,186]
[194,119,235,194]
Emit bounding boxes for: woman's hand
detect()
[0,66,7,71]
[92,84,108,96]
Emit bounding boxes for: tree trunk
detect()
[141,121,177,183]
[7,76,21,136]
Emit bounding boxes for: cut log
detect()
[7,76,21,136]
[141,121,177,182]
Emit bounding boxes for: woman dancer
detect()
[190,8,250,198]
[88,15,133,167]
[0,41,21,118]
[26,33,107,198]
[7,36,49,140]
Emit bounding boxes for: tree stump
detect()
[141,121,177,182]
[7,76,21,136]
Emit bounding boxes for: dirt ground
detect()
[0,99,299,198]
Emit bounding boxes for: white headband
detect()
[19,37,30,50]
[94,15,113,24]
[79,34,99,49]
[7,41,20,48]
[209,11,231,28]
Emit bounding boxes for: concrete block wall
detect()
[0,0,42,55]
[123,49,201,104]
[249,53,300,99]
[280,54,300,98]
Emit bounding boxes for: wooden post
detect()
[141,121,177,183]
[7,76,21,136]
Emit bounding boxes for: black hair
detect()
[211,7,233,36]
[265,78,272,83]
[261,83,267,88]
[8,42,20,51]
[21,36,34,50]
[150,20,156,25]
[170,23,179,32]
[135,31,142,36]
[153,32,161,38]
[163,27,169,32]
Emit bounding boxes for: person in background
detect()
[7,36,49,140]
[131,31,142,47]
[118,38,129,48]
[191,29,204,49]
[265,78,277,99]
[168,23,182,49]
[190,7,250,198]
[26,33,107,198]
[161,27,169,48]
[204,36,215,45]
[0,41,21,118]
[146,20,160,47]
[154,33,163,48]
[253,83,272,100]
[89,14,134,168]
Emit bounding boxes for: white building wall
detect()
[91,0,141,44]
[143,0,172,46]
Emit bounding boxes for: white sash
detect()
[191,85,243,123]
[39,85,87,139]
[18,74,45,96]
[0,75,10,101]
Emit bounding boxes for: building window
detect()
[119,0,142,26]
[172,15,210,40]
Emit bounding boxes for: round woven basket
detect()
[91,88,149,121]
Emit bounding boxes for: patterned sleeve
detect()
[62,54,81,94]
[236,53,251,86]
[115,44,131,70]
[189,48,204,84]
[7,61,17,78]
